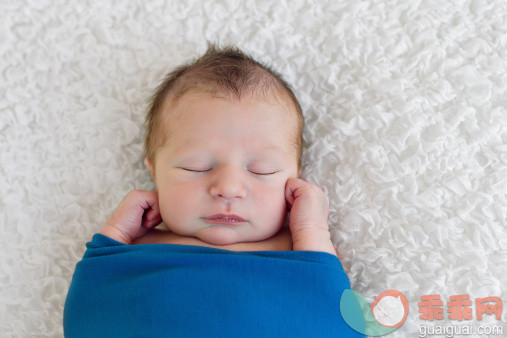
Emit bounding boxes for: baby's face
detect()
[146,91,300,245]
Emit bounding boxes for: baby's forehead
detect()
[161,90,298,132]
[167,143,289,162]
[167,88,297,117]
[154,92,298,156]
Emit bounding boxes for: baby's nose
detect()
[209,166,247,200]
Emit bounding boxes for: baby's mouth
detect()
[201,214,247,225]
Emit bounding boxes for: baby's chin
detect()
[193,225,276,246]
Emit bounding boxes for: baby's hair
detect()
[143,43,303,169]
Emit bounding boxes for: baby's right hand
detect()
[99,190,162,245]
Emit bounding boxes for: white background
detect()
[1,0,506,336]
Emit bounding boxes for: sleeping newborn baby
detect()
[100,53,337,255]
[64,45,362,337]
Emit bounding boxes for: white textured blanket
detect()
[1,1,505,336]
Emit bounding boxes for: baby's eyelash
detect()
[250,171,277,176]
[179,167,277,176]
[180,168,211,173]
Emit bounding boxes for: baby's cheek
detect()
[158,190,187,224]
[259,185,287,222]
[157,196,175,225]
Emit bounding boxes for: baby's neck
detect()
[131,226,293,252]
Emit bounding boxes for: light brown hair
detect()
[143,44,303,170]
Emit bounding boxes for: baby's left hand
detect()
[285,178,337,256]
[285,177,329,232]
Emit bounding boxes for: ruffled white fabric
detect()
[1,0,505,336]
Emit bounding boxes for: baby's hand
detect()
[99,190,162,245]
[285,178,337,256]
[285,178,329,232]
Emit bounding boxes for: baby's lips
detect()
[202,213,246,222]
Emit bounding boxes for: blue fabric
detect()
[64,234,362,338]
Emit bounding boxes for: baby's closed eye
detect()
[249,170,278,176]
[179,167,212,173]
[178,167,279,176]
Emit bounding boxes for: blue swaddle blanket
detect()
[64,234,362,337]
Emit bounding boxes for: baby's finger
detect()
[284,179,295,209]
[285,177,304,207]
[136,190,160,211]
[142,207,162,229]
[142,216,162,229]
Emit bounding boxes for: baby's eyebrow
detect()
[169,144,285,156]
[164,144,205,156]
[259,145,283,152]
[257,145,296,158]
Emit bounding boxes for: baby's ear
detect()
[144,157,155,181]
